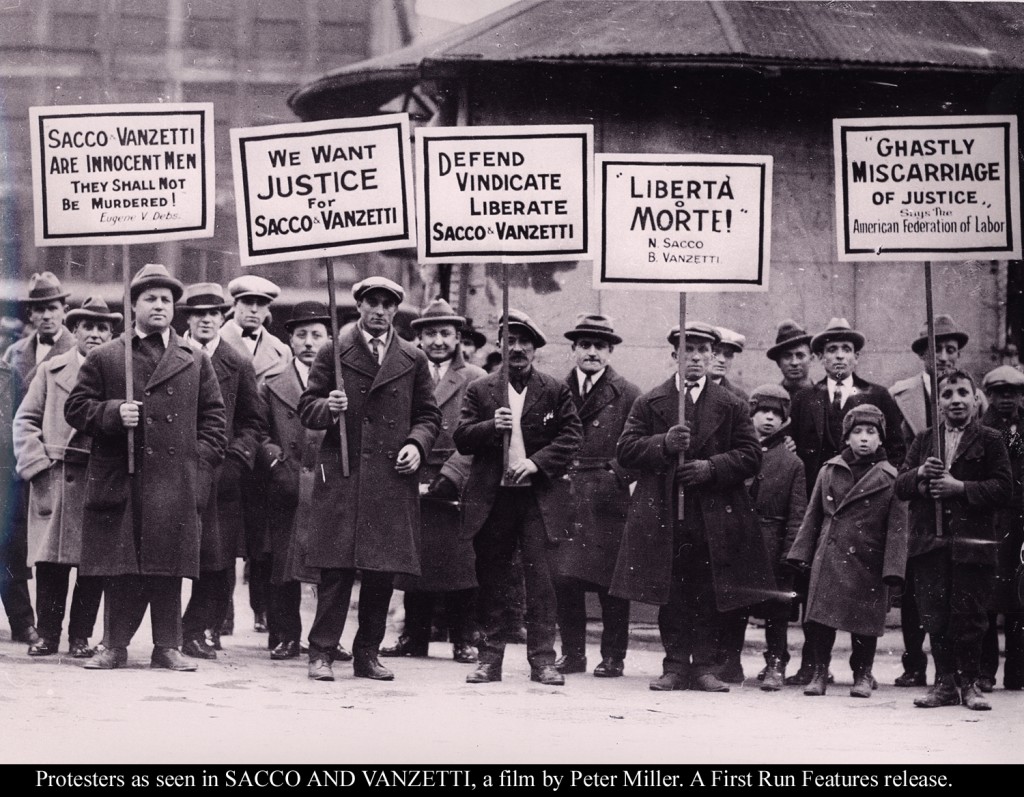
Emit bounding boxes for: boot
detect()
[914,673,960,708]
[718,656,745,684]
[803,665,828,696]
[760,657,785,692]
[960,679,993,711]
[850,669,874,698]
[352,649,394,681]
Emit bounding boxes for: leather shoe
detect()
[68,638,94,658]
[13,625,41,645]
[353,653,395,681]
[270,640,302,660]
[719,659,745,684]
[895,669,927,687]
[27,638,59,656]
[593,658,624,678]
[555,653,587,674]
[333,644,353,662]
[914,674,960,708]
[151,647,198,671]
[466,661,502,683]
[977,675,995,694]
[308,658,334,681]
[207,629,222,651]
[182,637,217,660]
[253,612,268,633]
[786,666,835,686]
[649,672,688,691]
[452,644,478,664]
[961,681,992,711]
[850,669,874,698]
[379,635,428,658]
[84,646,127,670]
[530,664,565,686]
[803,665,829,696]
[693,673,730,693]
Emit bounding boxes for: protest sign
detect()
[415,125,593,263]
[230,114,415,267]
[834,115,1021,261]
[30,103,215,246]
[594,154,772,292]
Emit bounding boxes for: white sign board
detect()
[834,115,1021,261]
[416,125,593,263]
[30,103,215,246]
[594,154,772,292]
[231,114,415,267]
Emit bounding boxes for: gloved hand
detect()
[664,423,691,455]
[427,475,459,501]
[677,459,713,486]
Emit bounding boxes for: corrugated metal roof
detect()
[290,1,1024,118]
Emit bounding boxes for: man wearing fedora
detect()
[611,323,772,693]
[65,264,227,671]
[710,326,748,401]
[459,319,487,368]
[382,298,486,664]
[260,301,333,660]
[178,283,265,661]
[454,309,581,687]
[552,313,640,679]
[12,296,120,657]
[767,319,815,398]
[299,276,441,682]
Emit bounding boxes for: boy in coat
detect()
[787,405,908,697]
[896,370,1012,711]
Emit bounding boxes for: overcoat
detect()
[220,320,291,383]
[3,331,74,388]
[64,331,227,579]
[454,367,582,543]
[395,349,484,593]
[787,455,908,636]
[259,362,326,585]
[980,406,1024,611]
[890,372,988,449]
[555,366,641,587]
[609,377,774,610]
[716,376,748,402]
[747,425,807,580]
[1,360,30,581]
[895,421,1012,567]
[13,348,91,565]
[298,326,441,575]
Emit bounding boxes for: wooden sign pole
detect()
[324,258,350,477]
[924,261,943,537]
[676,292,687,521]
[122,245,135,475]
[500,261,512,487]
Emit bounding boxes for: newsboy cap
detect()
[667,322,720,348]
[228,275,280,303]
[130,263,183,303]
[411,298,465,331]
[842,404,886,442]
[352,276,405,304]
[910,315,969,356]
[564,313,622,345]
[766,319,812,361]
[714,326,746,353]
[811,317,865,355]
[500,309,547,348]
[66,296,123,328]
[179,283,231,313]
[22,272,70,305]
[982,365,1024,391]
[749,383,791,420]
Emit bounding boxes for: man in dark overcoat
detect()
[65,264,227,671]
[298,277,440,682]
[455,310,582,687]
[896,370,1011,711]
[610,322,773,693]
[0,359,33,642]
[382,299,485,664]
[178,283,265,661]
[552,313,640,679]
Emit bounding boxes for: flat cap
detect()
[715,326,746,353]
[668,322,720,347]
[228,275,280,303]
[352,276,404,304]
[983,365,1024,390]
[501,309,547,348]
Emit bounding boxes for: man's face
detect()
[186,309,223,344]
[134,288,174,335]
[918,338,961,377]
[776,344,812,383]
[820,340,858,381]
[673,337,713,381]
[73,319,112,355]
[29,300,66,337]
[418,323,459,364]
[938,376,978,427]
[505,329,536,372]
[752,408,784,438]
[709,344,735,380]
[289,322,329,366]
[357,290,398,336]
[461,338,478,361]
[847,424,882,457]
[234,297,271,333]
[572,337,612,374]
[987,385,1024,419]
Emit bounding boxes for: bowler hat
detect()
[130,264,183,303]
[228,275,280,303]
[22,272,70,305]
[460,318,486,349]
[842,404,886,442]
[749,383,791,420]
[810,317,865,355]
[766,319,812,361]
[179,283,230,313]
[411,298,465,331]
[715,326,745,353]
[910,315,969,356]
[564,313,622,346]
[66,296,123,328]
[285,301,331,332]
[352,276,405,304]
[501,309,547,348]
[983,365,1024,391]
[667,322,720,348]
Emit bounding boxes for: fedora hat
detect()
[667,321,720,348]
[285,301,331,332]
[564,313,622,346]
[22,272,70,305]
[228,275,280,303]
[352,276,405,304]
[501,309,547,348]
[810,317,865,354]
[130,263,184,303]
[766,319,812,361]
[715,326,745,353]
[911,315,969,355]
[66,296,123,328]
[411,298,465,331]
[179,283,230,313]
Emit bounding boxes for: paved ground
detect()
[1,578,1020,765]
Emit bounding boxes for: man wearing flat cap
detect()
[13,296,120,657]
[65,264,227,671]
[298,276,441,682]
[766,319,815,398]
[454,309,582,687]
[177,283,265,661]
[382,298,486,664]
[610,322,772,693]
[710,326,748,401]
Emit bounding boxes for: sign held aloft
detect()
[231,114,415,266]
[30,103,215,246]
[594,154,773,292]
[415,125,593,263]
[834,115,1021,261]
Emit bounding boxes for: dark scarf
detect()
[841,444,888,484]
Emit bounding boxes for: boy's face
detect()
[938,376,977,427]
[987,385,1024,419]
[847,424,882,457]
[752,408,783,438]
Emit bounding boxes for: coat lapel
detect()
[52,351,80,393]
[144,332,194,390]
[267,363,303,411]
[339,326,380,381]
[212,345,240,388]
[519,368,547,419]
[435,361,466,408]
[689,382,727,455]
[371,335,414,391]
[648,378,678,430]
[834,459,897,511]
[950,422,982,467]
[577,369,619,422]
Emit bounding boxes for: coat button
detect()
[166,414,174,423]
[144,390,152,397]
[167,387,174,395]
[146,447,154,455]
[592,419,601,427]
[725,505,733,513]
[442,422,449,430]
[168,446,176,455]
[360,388,367,394]
[146,417,154,425]
[66,474,74,483]
[287,411,294,418]
[849,546,856,554]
